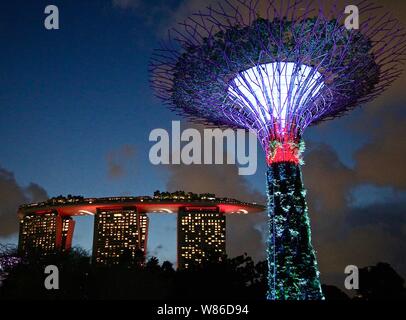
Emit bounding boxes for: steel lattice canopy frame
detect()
[150,0,406,161]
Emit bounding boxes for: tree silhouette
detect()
[1,247,405,301]
[322,285,350,300]
[161,261,175,273]
[355,263,406,300]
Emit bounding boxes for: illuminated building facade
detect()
[19,212,58,254]
[139,213,148,253]
[178,206,226,269]
[92,207,149,265]
[18,193,262,264]
[18,211,75,255]
[60,217,75,252]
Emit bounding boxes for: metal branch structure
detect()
[150,0,406,300]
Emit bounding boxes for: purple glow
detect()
[228,62,325,135]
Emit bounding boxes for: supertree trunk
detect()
[266,162,324,300]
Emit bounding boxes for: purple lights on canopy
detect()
[150,0,406,156]
[150,0,406,300]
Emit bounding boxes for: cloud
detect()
[166,163,263,202]
[303,144,356,229]
[301,111,406,289]
[25,183,48,203]
[226,213,267,262]
[107,145,136,180]
[316,220,406,288]
[0,167,48,237]
[301,141,406,287]
[354,107,406,189]
[152,0,406,42]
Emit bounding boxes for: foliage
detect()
[1,246,405,300]
[267,163,323,300]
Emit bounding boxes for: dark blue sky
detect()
[0,0,185,261]
[1,0,405,284]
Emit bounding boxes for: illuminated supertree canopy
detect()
[150,0,406,300]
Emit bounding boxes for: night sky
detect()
[0,0,405,289]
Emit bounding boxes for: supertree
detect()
[150,0,406,300]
